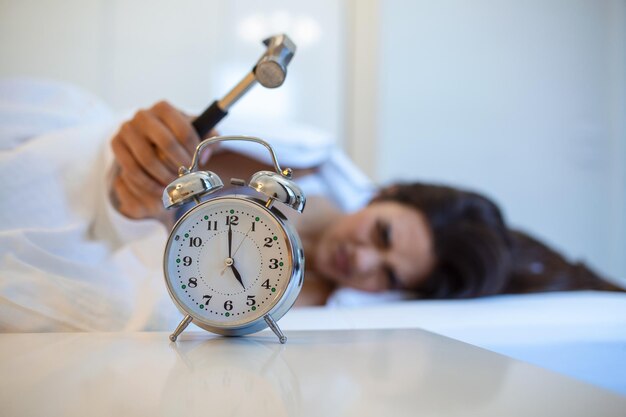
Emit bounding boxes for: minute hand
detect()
[228,223,233,258]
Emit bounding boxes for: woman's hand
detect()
[110,101,204,221]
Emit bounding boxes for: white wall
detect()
[375,0,626,281]
[0,0,345,139]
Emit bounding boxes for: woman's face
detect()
[314,201,435,292]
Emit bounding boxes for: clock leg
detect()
[264,314,287,344]
[169,315,193,342]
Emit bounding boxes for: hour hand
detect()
[231,264,245,289]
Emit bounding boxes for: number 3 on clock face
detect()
[163,196,302,333]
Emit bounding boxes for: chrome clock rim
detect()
[163,195,304,336]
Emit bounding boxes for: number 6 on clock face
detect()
[163,196,303,335]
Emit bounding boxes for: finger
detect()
[118,173,162,216]
[133,109,191,169]
[113,175,146,219]
[115,174,163,219]
[155,148,181,174]
[119,164,162,198]
[112,136,163,197]
[152,101,200,158]
[122,122,175,185]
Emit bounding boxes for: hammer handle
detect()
[192,100,228,139]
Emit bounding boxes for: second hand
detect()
[232,223,253,258]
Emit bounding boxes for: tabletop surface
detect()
[1,329,624,417]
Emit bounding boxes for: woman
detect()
[111,101,623,305]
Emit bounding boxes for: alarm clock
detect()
[162,135,306,344]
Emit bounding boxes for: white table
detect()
[1,329,624,417]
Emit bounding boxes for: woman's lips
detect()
[333,244,351,279]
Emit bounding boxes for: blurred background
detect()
[1,0,624,282]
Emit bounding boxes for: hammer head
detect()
[254,34,297,89]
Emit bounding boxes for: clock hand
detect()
[230,263,245,289]
[220,223,234,276]
[221,223,252,276]
[228,222,233,258]
[220,257,232,275]
[232,223,253,259]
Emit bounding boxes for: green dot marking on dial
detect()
[176,258,181,264]
[230,209,234,214]
[255,217,259,221]
[279,262,284,267]
[181,284,186,289]
[252,306,257,311]
[225,312,231,317]
[204,215,208,220]
[273,236,277,241]
[184,233,189,238]
[199,304,204,309]
[271,288,276,292]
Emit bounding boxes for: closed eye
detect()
[376,219,391,249]
[376,220,399,288]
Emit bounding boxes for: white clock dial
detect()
[164,197,294,328]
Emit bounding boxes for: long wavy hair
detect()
[373,183,623,298]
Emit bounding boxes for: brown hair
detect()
[373,183,624,298]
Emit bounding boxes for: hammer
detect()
[192,34,297,138]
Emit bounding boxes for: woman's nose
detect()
[352,245,382,274]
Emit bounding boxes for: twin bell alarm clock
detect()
[162,135,305,344]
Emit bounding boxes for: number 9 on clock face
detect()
[163,196,302,334]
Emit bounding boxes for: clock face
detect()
[164,197,295,328]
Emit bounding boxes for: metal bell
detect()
[248,171,306,213]
[162,171,223,209]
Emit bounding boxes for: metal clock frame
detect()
[164,196,304,343]
[162,135,306,344]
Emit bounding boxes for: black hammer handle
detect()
[192,100,228,139]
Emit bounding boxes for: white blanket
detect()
[0,78,175,331]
